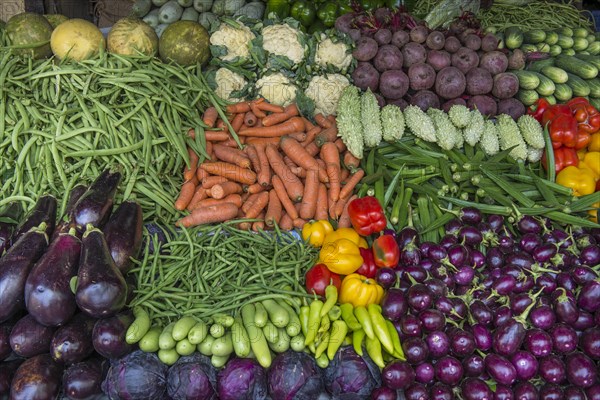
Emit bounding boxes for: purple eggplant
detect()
[9,313,56,358]
[0,359,24,395]
[102,200,143,274]
[565,351,598,388]
[69,169,122,229]
[418,309,445,332]
[65,184,89,217]
[382,360,415,390]
[553,288,580,324]
[463,354,485,377]
[539,354,567,384]
[62,358,107,400]
[24,230,81,327]
[402,336,429,365]
[524,328,553,358]
[75,227,127,318]
[573,310,595,331]
[580,244,600,265]
[459,207,483,225]
[381,288,408,321]
[564,386,586,400]
[572,265,597,285]
[0,323,13,361]
[9,353,63,400]
[580,327,600,359]
[92,311,135,360]
[370,387,397,400]
[0,224,49,322]
[529,304,556,330]
[426,330,450,359]
[430,383,453,400]
[513,382,538,400]
[461,377,492,400]
[510,350,538,380]
[405,382,428,400]
[539,384,563,400]
[50,313,96,365]
[586,385,600,400]
[0,202,22,255]
[399,314,423,338]
[414,362,434,384]
[434,355,463,386]
[407,284,434,313]
[470,323,492,351]
[397,227,420,249]
[492,319,527,357]
[449,329,475,358]
[484,353,516,386]
[578,279,600,313]
[9,195,56,247]
[549,323,578,354]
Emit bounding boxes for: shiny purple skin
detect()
[539,354,567,384]
[103,200,143,275]
[492,275,516,296]
[419,309,445,332]
[510,350,538,380]
[376,267,397,289]
[564,386,586,400]
[414,362,434,384]
[454,266,475,286]
[449,329,476,358]
[424,278,447,299]
[524,329,553,358]
[471,324,492,351]
[62,358,106,400]
[450,298,467,321]
[463,354,485,377]
[484,353,516,386]
[580,244,600,265]
[505,252,534,269]
[565,351,598,388]
[519,233,542,254]
[430,383,453,400]
[470,301,493,326]
[9,353,63,400]
[533,243,557,263]
[578,280,600,313]
[419,241,434,256]
[586,385,600,400]
[549,323,578,354]
[444,219,463,235]
[370,386,397,400]
[92,312,135,360]
[535,274,557,294]
[402,337,430,365]
[69,169,122,229]
[459,207,483,225]
[469,249,486,268]
[553,290,579,324]
[498,236,515,253]
[513,382,538,400]
[428,244,447,262]
[487,214,504,232]
[509,293,533,315]
[0,359,24,395]
[402,266,427,283]
[0,323,14,361]
[399,314,423,337]
[9,314,56,358]
[439,235,458,249]
[492,320,526,357]
[539,384,564,400]
[434,297,454,316]
[382,360,415,390]
[10,195,57,247]
[50,313,97,365]
[446,244,468,268]
[529,305,556,330]
[397,227,420,250]
[514,275,535,294]
[486,248,505,269]
[493,306,513,328]
[458,226,483,246]
[400,244,421,267]
[572,265,597,285]
[407,284,434,313]
[556,272,577,291]
[493,385,513,400]
[573,310,595,331]
[580,328,600,359]
[461,377,493,400]
[426,331,450,359]
[0,203,21,255]
[517,215,542,234]
[404,382,429,400]
[433,356,463,386]
[381,288,408,322]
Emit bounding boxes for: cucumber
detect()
[254,302,268,328]
[549,45,562,57]
[178,0,193,6]
[211,355,230,368]
[131,0,152,17]
[557,35,574,49]
[575,54,600,70]
[263,321,279,344]
[589,97,600,111]
[565,73,591,97]
[554,83,573,102]
[175,338,196,356]
[579,51,590,55]
[545,31,559,45]
[543,95,557,105]
[536,43,550,53]
[143,9,160,27]
[517,89,539,106]
[559,27,574,37]
[138,327,161,352]
[528,58,554,72]
[555,55,598,79]
[504,26,524,50]
[172,316,197,341]
[241,303,272,368]
[181,6,199,20]
[158,349,180,365]
[587,41,600,55]
[513,70,540,90]
[198,335,215,356]
[126,306,151,344]
[158,323,176,350]
[588,78,600,98]
[521,44,538,53]
[523,29,546,44]
[211,332,233,357]
[210,323,225,338]
[262,299,290,328]
[563,48,576,56]
[159,0,184,24]
[573,37,589,52]
[533,72,556,96]
[573,27,590,38]
[231,317,251,357]
[188,321,209,344]
[587,34,595,44]
[541,66,569,84]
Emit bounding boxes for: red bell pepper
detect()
[372,234,400,268]
[596,180,600,192]
[542,147,579,174]
[548,113,579,149]
[347,196,386,236]
[571,102,600,135]
[575,131,591,150]
[567,97,591,108]
[305,263,341,297]
[542,104,572,127]
[527,98,551,123]
[356,247,377,278]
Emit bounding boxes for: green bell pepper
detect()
[291,0,317,28]
[317,2,339,28]
[338,0,354,16]
[265,0,290,20]
[308,20,327,34]
[359,0,384,11]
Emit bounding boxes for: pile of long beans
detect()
[0,50,227,222]
[129,222,318,325]
[358,137,600,243]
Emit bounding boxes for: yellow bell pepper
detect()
[322,228,368,249]
[556,166,597,197]
[580,152,600,178]
[338,274,384,308]
[589,202,600,223]
[301,220,333,247]
[589,133,600,152]
[319,238,363,275]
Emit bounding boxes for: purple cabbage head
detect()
[217,358,267,400]
[167,354,217,400]
[268,351,324,400]
[102,350,168,400]
[323,346,382,398]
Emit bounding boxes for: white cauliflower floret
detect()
[214,68,247,102]
[262,24,305,65]
[210,24,255,62]
[315,36,352,71]
[305,74,350,116]
[255,73,298,106]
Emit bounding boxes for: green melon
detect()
[6,12,53,59]
[107,18,159,56]
[158,20,210,66]
[44,14,69,29]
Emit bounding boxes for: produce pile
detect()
[1,2,600,400]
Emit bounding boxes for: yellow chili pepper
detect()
[589,133,600,152]
[556,166,597,196]
[580,152,600,178]
[301,220,333,247]
[318,238,363,275]
[339,274,385,308]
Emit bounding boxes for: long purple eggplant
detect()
[0,202,22,256]
[24,229,82,327]
[50,313,96,365]
[9,353,63,400]
[0,224,49,323]
[69,169,121,229]
[50,184,90,244]
[103,200,143,274]
[92,311,135,360]
[76,227,127,318]
[9,314,57,358]
[9,195,56,247]
[0,359,24,396]
[65,184,89,218]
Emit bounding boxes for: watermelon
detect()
[5,12,53,59]
[158,20,210,66]
[107,18,159,57]
[50,18,105,61]
[44,14,69,29]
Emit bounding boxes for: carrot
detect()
[279,212,293,230]
[200,161,257,185]
[241,192,250,202]
[250,102,267,119]
[302,126,322,146]
[337,195,357,228]
[299,168,319,220]
[205,131,230,142]
[183,147,200,181]
[217,137,239,148]
[216,119,226,129]
[287,132,307,142]
[302,117,316,131]
[257,102,285,114]
[246,137,280,146]
[244,111,257,127]
[305,142,320,157]
[272,175,299,220]
[290,166,307,179]
[202,175,228,189]
[314,113,332,129]
[334,138,347,153]
[196,167,209,182]
[245,145,261,173]
[245,183,266,194]
[238,117,305,137]
[265,189,282,227]
[213,144,251,168]
[315,183,329,221]
[332,195,350,220]
[279,135,320,172]
[315,126,339,147]
[320,142,341,202]
[205,141,214,161]
[254,144,271,186]
[265,144,304,202]
[226,102,251,114]
[283,156,298,170]
[190,193,243,210]
[242,193,261,213]
[261,103,298,126]
[252,219,265,232]
[231,113,245,132]
[343,151,360,172]
[244,191,269,219]
[187,187,208,210]
[293,218,307,229]
[175,177,198,211]
[202,107,219,128]
[340,167,350,184]
[176,202,239,227]
[339,169,365,200]
[211,181,243,199]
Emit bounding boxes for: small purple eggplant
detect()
[539,354,567,384]
[8,353,63,400]
[102,200,143,275]
[92,311,135,360]
[69,169,122,229]
[484,353,517,386]
[578,279,600,313]
[50,313,97,365]
[0,358,24,395]
[565,351,598,388]
[9,314,57,358]
[63,357,107,400]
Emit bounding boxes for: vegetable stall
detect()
[0,0,600,399]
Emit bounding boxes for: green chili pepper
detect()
[386,320,406,361]
[328,305,342,321]
[290,0,316,27]
[354,306,375,340]
[299,305,310,337]
[368,304,394,354]
[366,335,385,368]
[340,303,362,331]
[319,315,330,334]
[317,2,339,28]
[320,285,338,318]
[327,320,348,360]
[315,331,330,358]
[305,299,323,346]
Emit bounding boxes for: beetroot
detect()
[374,45,403,72]
[479,51,509,76]
[468,95,498,116]
[435,66,466,100]
[410,90,440,111]
[451,47,479,74]
[465,67,493,95]
[408,63,436,91]
[352,62,380,92]
[353,37,379,61]
[427,50,451,71]
[402,42,427,68]
[379,69,410,100]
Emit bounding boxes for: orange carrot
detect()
[314,113,332,129]
[332,195,350,220]
[187,187,208,210]
[283,156,298,170]
[196,167,209,182]
[217,137,239,148]
[238,117,305,137]
[315,126,339,147]
[250,102,267,119]
[216,119,226,129]
[245,137,280,146]
[245,145,261,173]
[244,111,257,127]
[339,169,365,200]
[226,102,251,114]
[211,181,243,199]
[272,175,299,220]
[334,138,347,153]
[213,144,251,168]
[265,189,282,227]
[205,141,214,161]
[183,147,199,181]
[320,142,341,202]
[279,135,320,172]
[288,132,307,142]
[302,126,322,146]
[293,218,307,229]
[315,183,329,221]
[175,177,198,211]
[200,162,257,185]
[302,117,316,131]
[279,212,293,230]
[257,102,285,114]
[176,202,239,227]
[244,191,269,219]
[343,151,360,172]
[252,218,265,232]
[290,166,307,179]
[327,114,336,125]
[265,144,304,202]
[242,193,261,214]
[231,113,245,132]
[299,168,319,220]
[305,142,320,157]
[338,194,357,228]
[246,183,266,194]
[340,167,350,184]
[202,107,219,128]
[205,131,230,142]
[254,144,271,186]
[241,192,251,202]
[202,175,228,189]
[261,103,298,126]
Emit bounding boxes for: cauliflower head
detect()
[214,68,248,102]
[315,36,352,71]
[305,74,350,116]
[256,73,298,106]
[262,24,305,65]
[210,24,255,62]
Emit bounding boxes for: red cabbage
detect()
[323,346,382,398]
[217,358,267,400]
[167,354,217,400]
[268,351,324,400]
[102,350,167,400]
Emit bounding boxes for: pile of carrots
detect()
[174,98,365,231]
